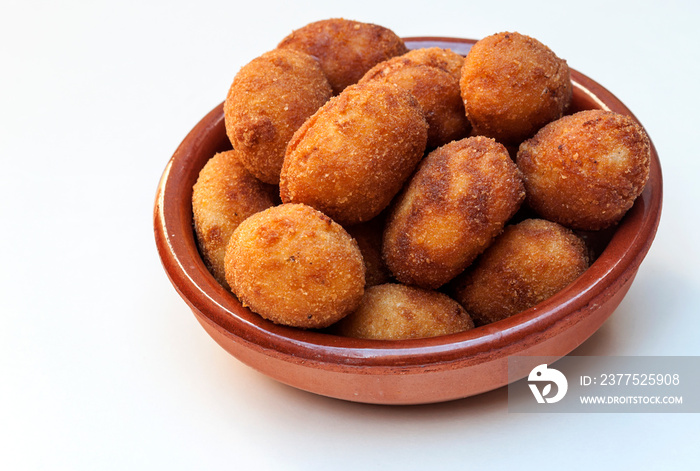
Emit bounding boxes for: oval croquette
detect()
[224,204,365,328]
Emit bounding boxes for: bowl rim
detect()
[154,36,662,370]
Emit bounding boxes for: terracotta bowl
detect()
[154,37,662,405]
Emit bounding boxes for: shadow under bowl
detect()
[154,37,662,405]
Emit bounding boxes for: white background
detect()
[2,0,699,469]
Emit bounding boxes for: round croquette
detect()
[360,57,470,148]
[277,18,408,94]
[460,31,572,144]
[224,48,332,184]
[224,204,365,328]
[401,47,465,81]
[516,109,651,230]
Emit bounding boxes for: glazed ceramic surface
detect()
[154,37,662,405]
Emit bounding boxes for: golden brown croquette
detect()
[383,136,525,289]
[451,219,590,325]
[224,48,332,184]
[277,18,408,94]
[360,57,470,148]
[401,47,465,81]
[460,31,572,144]
[192,150,278,286]
[334,283,474,340]
[516,109,651,230]
[280,80,428,225]
[224,203,365,328]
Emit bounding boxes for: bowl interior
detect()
[155,37,662,371]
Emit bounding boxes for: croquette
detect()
[333,283,474,340]
[516,109,651,230]
[460,31,572,144]
[224,48,332,184]
[277,18,408,94]
[280,80,428,225]
[224,203,365,328]
[383,136,525,289]
[192,150,278,286]
[452,219,590,325]
[360,56,470,148]
[401,47,465,81]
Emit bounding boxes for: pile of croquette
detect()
[191,19,651,340]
